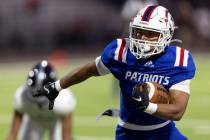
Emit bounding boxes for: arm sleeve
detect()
[169,79,191,94]
[170,51,196,87]
[95,39,127,79]
[95,56,110,75]
[99,39,122,73]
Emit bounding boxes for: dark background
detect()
[0,0,209,62]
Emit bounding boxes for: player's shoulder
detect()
[14,85,27,111]
[164,45,196,79]
[163,45,195,69]
[163,46,196,86]
[101,38,129,64]
[14,85,27,101]
[53,89,76,115]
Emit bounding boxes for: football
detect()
[146,82,170,104]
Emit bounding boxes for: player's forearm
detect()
[60,62,99,89]
[153,103,186,121]
[153,90,189,121]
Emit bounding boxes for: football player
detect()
[6,60,76,140]
[34,5,196,140]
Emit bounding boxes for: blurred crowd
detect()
[0,0,209,58]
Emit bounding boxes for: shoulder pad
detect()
[174,46,190,67]
[102,38,128,64]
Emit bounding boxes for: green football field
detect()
[0,55,210,140]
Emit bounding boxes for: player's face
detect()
[132,28,160,41]
[132,28,161,50]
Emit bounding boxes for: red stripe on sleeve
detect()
[179,48,184,66]
[118,39,126,62]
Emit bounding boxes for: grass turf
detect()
[0,55,210,139]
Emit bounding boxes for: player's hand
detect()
[32,82,59,110]
[132,83,149,111]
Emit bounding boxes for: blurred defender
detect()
[6,60,76,140]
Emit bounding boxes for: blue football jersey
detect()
[100,38,196,125]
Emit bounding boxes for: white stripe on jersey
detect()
[118,117,171,131]
[174,47,181,66]
[114,39,127,63]
[174,47,189,67]
[183,50,189,67]
[114,39,122,61]
[122,43,128,63]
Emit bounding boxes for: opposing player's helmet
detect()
[27,60,57,89]
[129,5,175,59]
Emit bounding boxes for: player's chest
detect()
[116,64,176,87]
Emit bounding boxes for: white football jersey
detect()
[14,85,76,121]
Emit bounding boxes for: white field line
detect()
[1,115,210,135]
